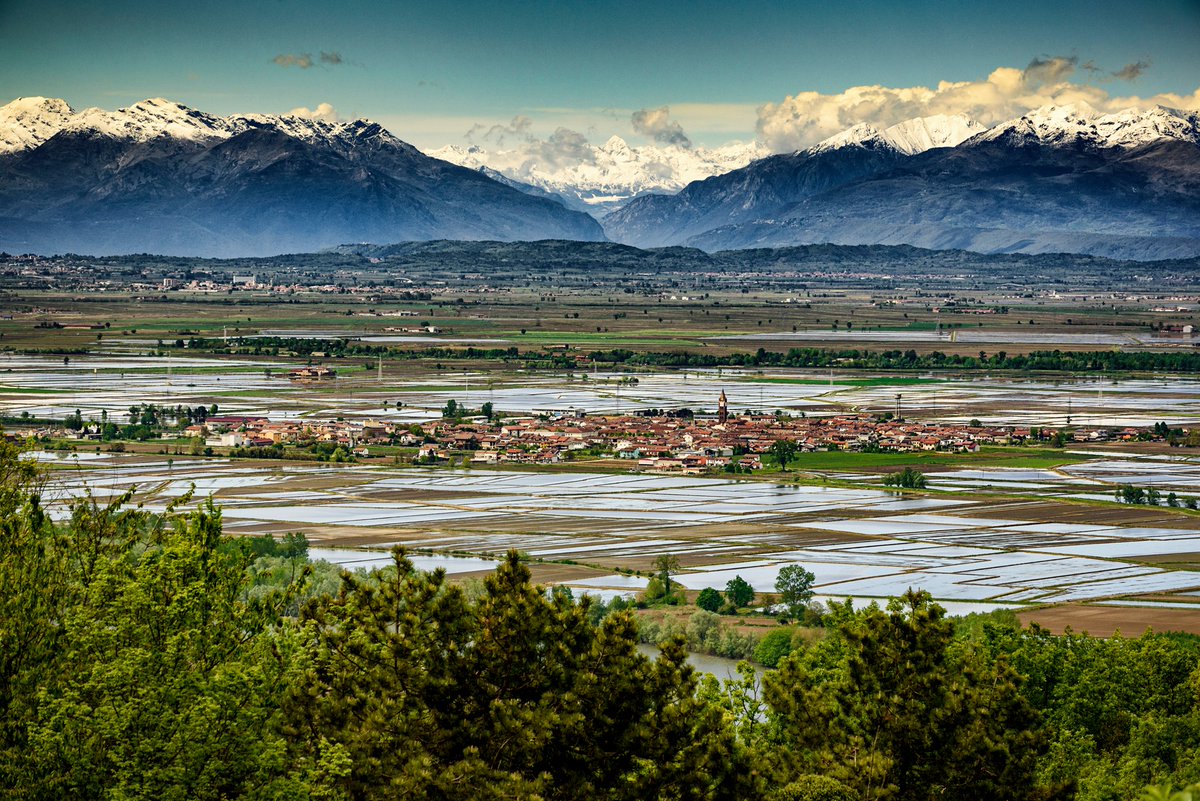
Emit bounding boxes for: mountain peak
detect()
[602,135,632,153]
[0,96,77,152]
[979,102,1199,148]
[1,95,75,115]
[808,113,984,156]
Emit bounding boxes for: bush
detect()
[772,775,856,801]
[754,628,796,668]
[696,587,722,612]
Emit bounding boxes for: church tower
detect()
[718,389,728,424]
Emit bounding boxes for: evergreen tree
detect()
[287,550,740,800]
[764,591,1059,801]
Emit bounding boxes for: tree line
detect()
[1,440,1198,800]
[178,337,1200,375]
[586,347,1200,374]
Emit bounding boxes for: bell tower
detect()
[718,389,728,424]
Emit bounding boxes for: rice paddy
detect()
[34,454,1200,620]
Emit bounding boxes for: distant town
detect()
[16,389,1187,475]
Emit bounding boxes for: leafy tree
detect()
[654,553,682,595]
[775,565,816,618]
[770,439,798,471]
[481,401,494,420]
[1141,783,1200,801]
[883,467,928,489]
[441,398,459,418]
[0,443,59,780]
[14,497,302,799]
[697,587,723,613]
[725,575,755,609]
[1120,484,1148,505]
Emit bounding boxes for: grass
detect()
[770,446,1089,473]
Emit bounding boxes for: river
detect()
[636,643,767,682]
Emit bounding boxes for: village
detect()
[141,389,1162,475]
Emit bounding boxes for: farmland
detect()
[7,245,1200,636]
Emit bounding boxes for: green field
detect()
[775,447,1089,473]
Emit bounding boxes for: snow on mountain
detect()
[0,97,421,157]
[0,96,76,153]
[1095,105,1200,148]
[0,96,606,256]
[428,136,768,215]
[976,103,1200,149]
[65,98,234,144]
[808,113,986,156]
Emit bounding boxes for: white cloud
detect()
[287,102,340,122]
[757,57,1200,152]
[463,116,596,174]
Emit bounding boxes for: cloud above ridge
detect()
[465,115,596,173]
[288,102,340,121]
[1113,60,1152,81]
[756,56,1200,152]
[631,106,692,148]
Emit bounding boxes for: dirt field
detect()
[1019,604,1200,637]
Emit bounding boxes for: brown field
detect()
[961,499,1200,529]
[1019,604,1200,637]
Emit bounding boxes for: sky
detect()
[1,0,1198,152]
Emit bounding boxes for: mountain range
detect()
[0,97,603,257]
[603,105,1200,260]
[429,137,767,217]
[1,97,1197,260]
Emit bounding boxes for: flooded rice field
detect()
[37,456,1200,614]
[6,354,1200,426]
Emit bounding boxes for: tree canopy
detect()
[1,439,1199,800]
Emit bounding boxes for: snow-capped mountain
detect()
[0,97,603,257]
[429,136,767,217]
[4,96,1198,259]
[0,96,76,152]
[604,105,1200,260]
[0,96,426,156]
[976,102,1200,149]
[808,113,986,156]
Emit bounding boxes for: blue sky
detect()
[2,0,1197,149]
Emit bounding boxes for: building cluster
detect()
[419,408,1016,474]
[14,392,1181,472]
[188,416,392,457]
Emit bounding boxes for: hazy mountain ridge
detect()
[604,104,1200,260]
[321,238,1200,276]
[0,97,605,257]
